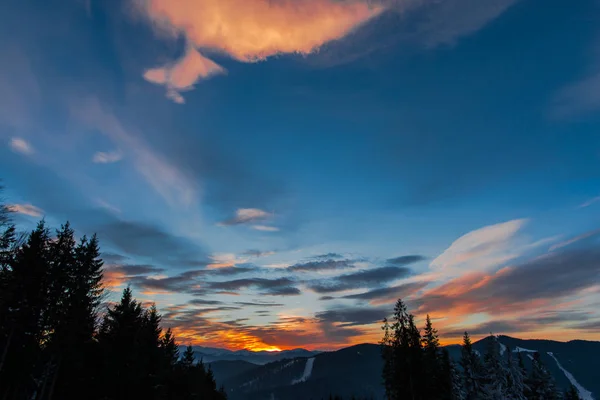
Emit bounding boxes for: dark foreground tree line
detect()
[0,195,226,399]
[381,299,582,400]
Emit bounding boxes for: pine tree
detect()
[440,348,462,400]
[482,335,507,399]
[380,298,424,400]
[460,332,484,400]
[527,352,560,400]
[564,384,580,400]
[504,346,526,400]
[422,315,443,399]
[182,345,196,367]
[0,221,51,399]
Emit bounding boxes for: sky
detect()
[1,0,600,351]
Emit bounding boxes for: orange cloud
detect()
[139,0,384,101]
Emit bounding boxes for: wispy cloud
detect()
[6,203,43,217]
[579,195,600,209]
[72,98,197,207]
[430,219,527,276]
[137,0,383,102]
[219,208,272,226]
[9,137,34,155]
[252,225,279,232]
[93,149,123,164]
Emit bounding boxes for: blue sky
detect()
[1,0,600,350]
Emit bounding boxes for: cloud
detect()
[579,196,600,209]
[137,0,383,101]
[188,299,224,306]
[430,219,527,275]
[96,220,209,267]
[219,208,271,226]
[342,281,429,304]
[93,150,123,164]
[549,229,600,252]
[420,240,600,316]
[252,225,279,232]
[71,98,197,206]
[234,301,284,307]
[9,137,34,155]
[316,307,388,327]
[554,71,600,117]
[208,277,300,296]
[309,266,412,294]
[386,255,426,266]
[143,45,226,103]
[288,258,356,272]
[242,249,276,258]
[6,203,43,217]
[314,253,344,259]
[415,0,519,48]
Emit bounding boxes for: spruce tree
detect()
[482,335,507,399]
[380,298,424,400]
[527,352,560,400]
[460,332,483,400]
[182,345,196,367]
[422,315,442,399]
[0,222,51,399]
[564,384,580,400]
[505,346,527,400]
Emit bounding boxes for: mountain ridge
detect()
[206,336,599,400]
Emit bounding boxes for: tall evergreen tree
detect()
[526,352,560,400]
[564,384,580,400]
[422,315,443,399]
[504,347,527,400]
[381,299,424,400]
[460,332,484,400]
[0,222,52,399]
[482,335,507,399]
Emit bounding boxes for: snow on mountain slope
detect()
[499,342,507,356]
[513,346,537,353]
[292,357,315,384]
[547,352,595,400]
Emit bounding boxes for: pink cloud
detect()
[138,0,383,102]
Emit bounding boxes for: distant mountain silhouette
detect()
[208,336,600,400]
[188,346,320,364]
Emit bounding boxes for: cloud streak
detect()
[6,203,43,217]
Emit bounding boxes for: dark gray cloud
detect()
[309,267,413,293]
[210,264,259,276]
[207,277,301,296]
[96,220,209,268]
[531,310,593,325]
[263,286,302,296]
[115,264,165,276]
[242,249,276,258]
[188,299,224,306]
[444,320,533,337]
[288,259,356,272]
[386,255,426,266]
[315,307,389,327]
[570,320,600,331]
[319,296,335,301]
[101,252,129,263]
[342,281,428,302]
[234,301,284,307]
[314,253,344,259]
[129,270,205,293]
